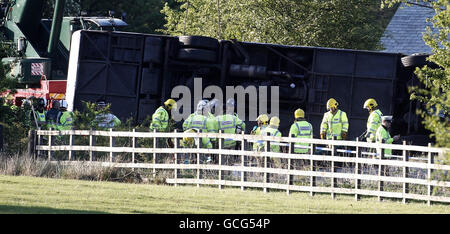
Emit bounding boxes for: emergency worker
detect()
[57,100,73,131]
[94,99,121,129]
[320,98,349,140]
[149,99,177,132]
[183,100,213,149]
[289,108,313,154]
[215,98,245,149]
[46,100,61,130]
[33,98,47,129]
[204,99,219,147]
[376,116,400,156]
[259,116,282,152]
[251,114,269,151]
[363,98,383,143]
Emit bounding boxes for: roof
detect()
[380,2,436,55]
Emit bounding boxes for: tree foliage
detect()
[384,0,449,149]
[160,0,394,50]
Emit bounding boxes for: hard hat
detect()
[59,100,68,109]
[381,115,393,122]
[256,114,269,124]
[196,100,208,112]
[326,98,338,110]
[38,98,46,107]
[363,98,378,110]
[294,108,305,119]
[96,99,106,107]
[269,116,280,127]
[183,129,197,146]
[164,99,177,110]
[52,100,60,108]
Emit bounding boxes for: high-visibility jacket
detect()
[150,106,169,132]
[95,113,121,129]
[57,111,73,131]
[289,120,313,153]
[252,125,267,151]
[46,108,61,130]
[366,109,383,143]
[216,113,245,149]
[207,112,219,143]
[259,126,282,152]
[34,110,47,129]
[376,125,393,156]
[183,113,213,148]
[320,109,349,140]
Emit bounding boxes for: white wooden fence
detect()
[33,129,450,205]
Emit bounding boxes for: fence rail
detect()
[33,129,450,205]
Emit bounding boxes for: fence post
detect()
[219,130,223,189]
[132,129,136,166]
[37,128,41,158]
[378,146,385,202]
[109,128,113,162]
[402,141,409,204]
[48,129,52,161]
[310,141,315,197]
[355,138,361,201]
[197,133,201,188]
[153,129,156,178]
[241,131,246,191]
[287,138,293,195]
[27,130,36,159]
[427,143,434,206]
[331,140,337,199]
[173,129,178,187]
[264,139,269,193]
[68,131,73,161]
[89,129,94,161]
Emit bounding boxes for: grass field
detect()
[0,175,448,214]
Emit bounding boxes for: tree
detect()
[384,0,449,149]
[160,0,394,50]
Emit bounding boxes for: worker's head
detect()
[326,98,338,112]
[59,99,68,111]
[22,99,31,108]
[363,98,378,112]
[52,100,60,110]
[381,115,393,129]
[256,114,269,126]
[96,99,107,111]
[269,116,280,128]
[37,98,46,111]
[225,98,235,114]
[196,100,208,115]
[164,99,177,111]
[208,99,220,116]
[294,108,305,120]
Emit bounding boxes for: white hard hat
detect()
[197,100,208,112]
[382,115,393,122]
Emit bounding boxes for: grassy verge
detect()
[0,175,448,214]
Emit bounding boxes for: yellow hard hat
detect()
[164,99,177,110]
[269,116,280,127]
[363,98,378,110]
[326,98,338,110]
[294,108,305,119]
[182,129,197,146]
[256,114,269,124]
